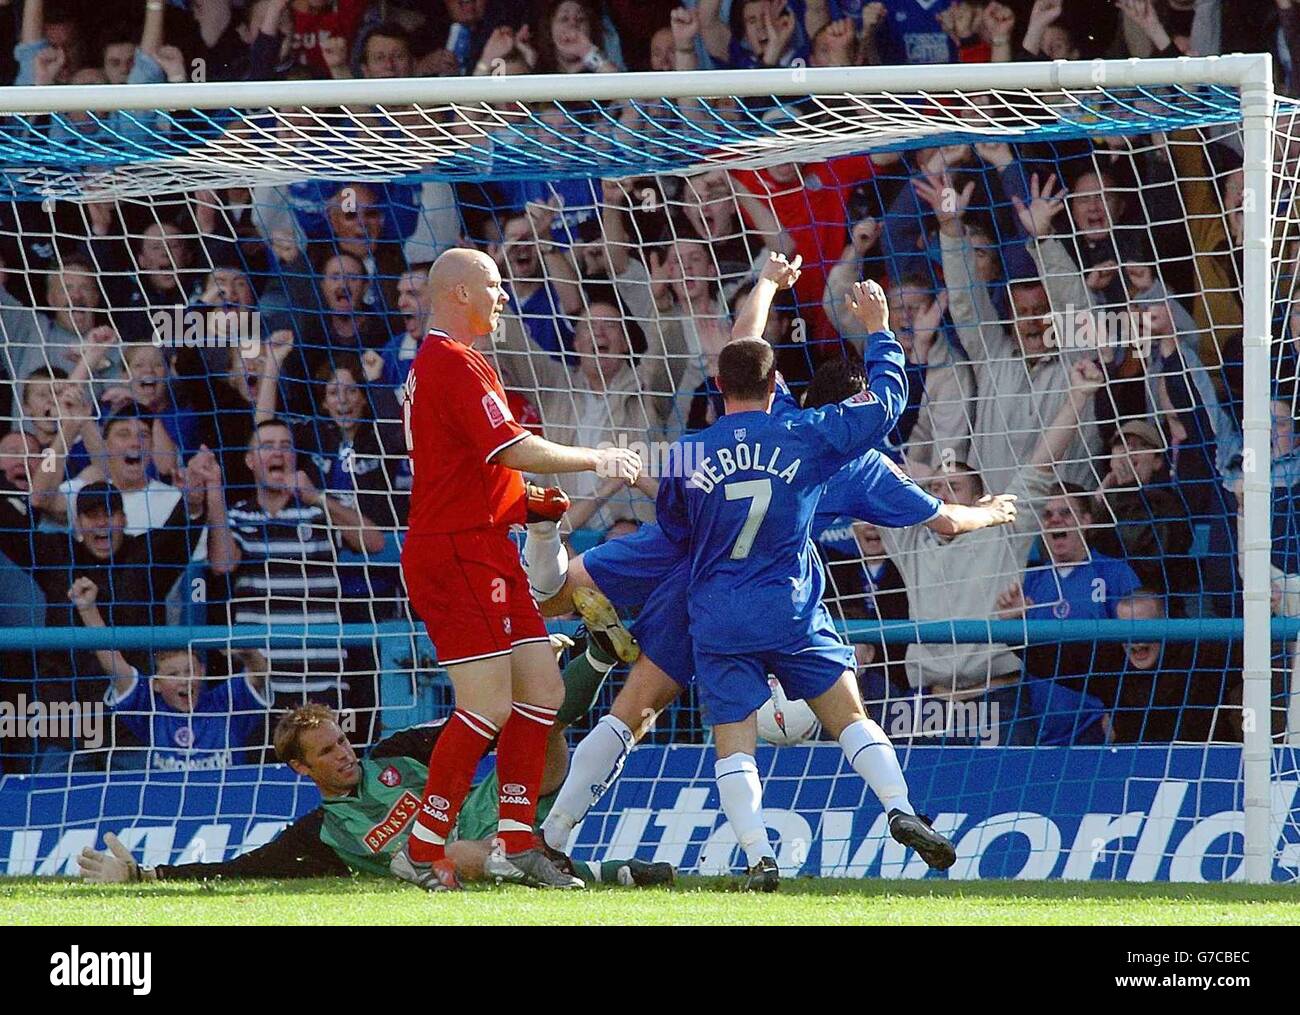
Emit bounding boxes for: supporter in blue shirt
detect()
[378,267,433,387]
[72,576,270,771]
[997,484,1140,745]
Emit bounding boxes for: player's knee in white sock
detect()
[541,714,634,850]
[838,718,914,816]
[524,521,568,601]
[714,752,772,868]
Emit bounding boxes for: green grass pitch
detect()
[4,877,1299,926]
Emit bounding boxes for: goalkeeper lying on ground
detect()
[77,634,672,888]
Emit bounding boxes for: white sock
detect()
[541,714,633,851]
[839,719,914,816]
[524,521,567,601]
[714,753,772,868]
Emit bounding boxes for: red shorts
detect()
[402,529,549,666]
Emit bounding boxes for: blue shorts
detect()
[694,609,854,726]
[582,523,685,611]
[629,561,694,689]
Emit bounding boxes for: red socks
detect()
[408,709,498,863]
[494,701,557,854]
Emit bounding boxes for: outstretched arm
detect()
[495,433,641,483]
[926,497,1019,537]
[78,819,349,883]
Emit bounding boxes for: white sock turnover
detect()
[714,752,772,868]
[839,718,914,816]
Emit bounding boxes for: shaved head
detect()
[426,247,509,342]
[428,247,495,294]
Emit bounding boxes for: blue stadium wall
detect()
[4,745,1300,882]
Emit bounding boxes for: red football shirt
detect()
[732,155,876,340]
[290,0,369,74]
[402,330,529,535]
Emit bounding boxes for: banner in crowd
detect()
[3,747,1299,882]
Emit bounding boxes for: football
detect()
[757,681,822,746]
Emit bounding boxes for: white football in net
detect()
[757,681,821,746]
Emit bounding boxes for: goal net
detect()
[0,58,1293,883]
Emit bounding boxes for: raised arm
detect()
[732,252,802,341]
[20,0,45,44]
[292,468,386,555]
[923,173,1013,368]
[69,578,136,690]
[140,0,166,55]
[731,176,795,256]
[1029,357,1105,469]
[696,0,732,63]
[183,445,240,575]
[255,330,294,425]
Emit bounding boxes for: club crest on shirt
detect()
[297,522,314,541]
[378,765,401,787]
[173,726,194,748]
[734,428,746,442]
[846,390,879,406]
[482,391,513,428]
[1053,601,1071,619]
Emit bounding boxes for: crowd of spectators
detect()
[0,0,1297,772]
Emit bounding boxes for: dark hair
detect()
[803,357,867,409]
[77,480,124,517]
[100,400,147,436]
[315,352,365,386]
[313,246,366,276]
[22,366,68,386]
[315,353,375,421]
[939,459,985,498]
[581,284,647,357]
[535,0,605,73]
[356,21,412,71]
[717,338,776,403]
[253,416,295,442]
[729,0,769,48]
[1119,587,1167,618]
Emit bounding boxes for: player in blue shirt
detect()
[653,282,960,887]
[71,577,270,771]
[528,259,1017,881]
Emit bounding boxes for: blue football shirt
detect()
[657,332,907,652]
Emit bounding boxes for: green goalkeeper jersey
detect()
[154,724,560,881]
[318,755,431,876]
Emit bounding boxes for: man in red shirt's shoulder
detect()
[394,248,640,894]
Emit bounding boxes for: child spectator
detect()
[72,573,269,770]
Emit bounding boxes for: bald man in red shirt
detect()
[394,248,640,892]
